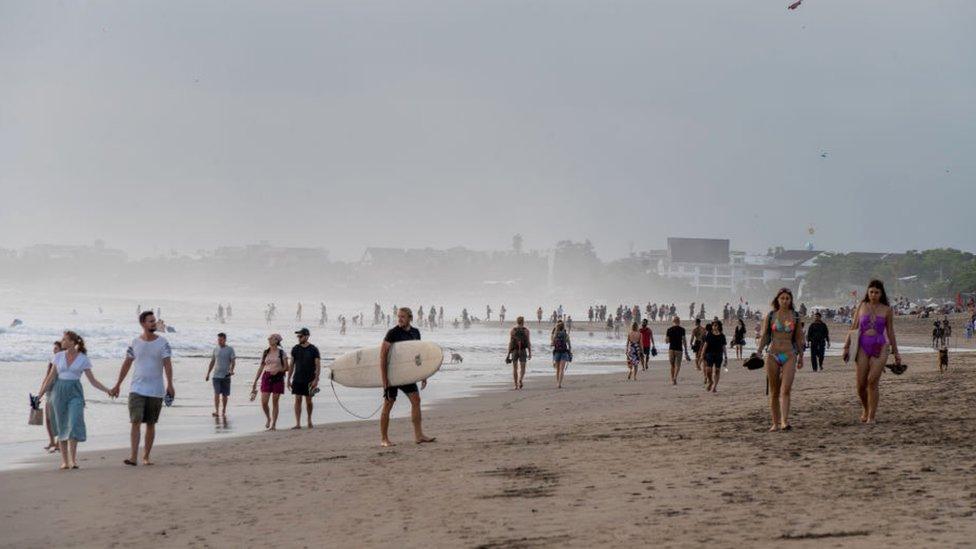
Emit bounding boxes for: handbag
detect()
[29,407,43,426]
[650,346,658,357]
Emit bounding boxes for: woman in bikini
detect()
[625,322,643,381]
[757,288,805,431]
[843,279,901,424]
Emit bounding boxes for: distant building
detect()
[734,249,826,287]
[660,238,733,294]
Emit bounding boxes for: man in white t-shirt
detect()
[110,311,175,466]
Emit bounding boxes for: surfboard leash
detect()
[330,378,384,420]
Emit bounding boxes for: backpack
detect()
[553,331,569,352]
[511,327,529,351]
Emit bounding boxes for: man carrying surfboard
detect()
[380,307,435,447]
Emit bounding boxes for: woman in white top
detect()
[37,331,111,470]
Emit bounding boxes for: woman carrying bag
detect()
[37,331,112,470]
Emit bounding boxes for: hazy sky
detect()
[1,1,973,260]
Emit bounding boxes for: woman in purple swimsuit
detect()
[844,279,901,424]
[757,288,805,431]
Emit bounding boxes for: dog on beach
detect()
[938,347,949,373]
[450,352,464,364]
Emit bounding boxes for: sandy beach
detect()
[2,313,974,548]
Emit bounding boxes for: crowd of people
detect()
[36,277,960,471]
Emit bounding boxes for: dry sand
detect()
[2,315,974,548]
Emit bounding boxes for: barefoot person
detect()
[665,316,690,385]
[507,316,532,389]
[380,307,435,447]
[41,341,63,453]
[626,322,643,381]
[756,289,804,431]
[700,320,728,393]
[732,318,747,360]
[551,320,572,388]
[37,332,111,469]
[287,328,320,429]
[806,312,830,372]
[110,311,175,466]
[690,318,707,384]
[204,332,236,418]
[638,319,656,371]
[251,334,288,430]
[843,279,901,424]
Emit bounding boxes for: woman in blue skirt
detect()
[37,331,112,470]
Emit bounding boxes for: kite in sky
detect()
[788,0,803,10]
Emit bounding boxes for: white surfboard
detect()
[329,341,444,388]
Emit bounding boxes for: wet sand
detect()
[2,339,974,548]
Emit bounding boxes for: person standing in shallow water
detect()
[380,307,435,447]
[844,279,901,424]
[757,288,804,432]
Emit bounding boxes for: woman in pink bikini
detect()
[844,279,901,424]
[756,288,805,431]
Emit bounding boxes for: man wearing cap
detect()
[287,327,321,429]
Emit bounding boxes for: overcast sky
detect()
[1,1,973,261]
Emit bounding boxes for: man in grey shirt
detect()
[205,332,236,417]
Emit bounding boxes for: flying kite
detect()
[788,0,802,10]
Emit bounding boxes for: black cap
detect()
[295,328,310,336]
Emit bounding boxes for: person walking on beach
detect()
[665,317,690,385]
[551,320,572,388]
[109,311,175,466]
[626,322,643,381]
[690,318,706,383]
[843,279,901,424]
[37,332,112,469]
[699,320,727,393]
[806,312,830,372]
[732,318,747,360]
[251,334,288,430]
[507,316,532,390]
[638,319,656,371]
[288,328,320,429]
[205,332,236,417]
[41,341,63,453]
[109,311,176,466]
[756,289,804,432]
[380,307,436,447]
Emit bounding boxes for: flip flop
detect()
[123,459,137,466]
